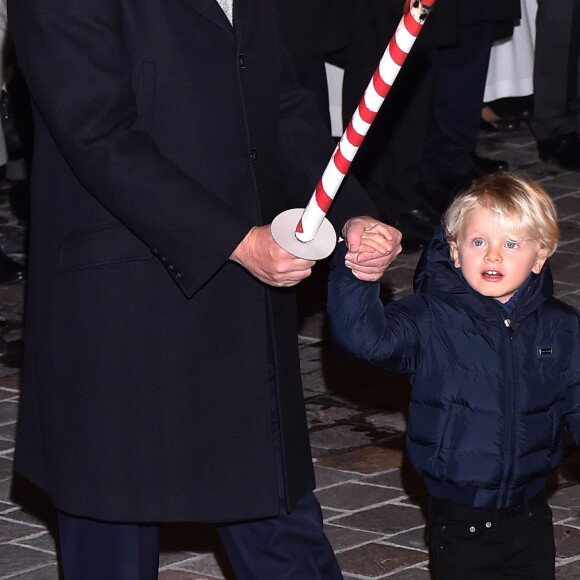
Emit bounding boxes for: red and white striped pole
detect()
[271,0,436,260]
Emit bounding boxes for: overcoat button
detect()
[469,526,476,533]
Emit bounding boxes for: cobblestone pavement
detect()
[0,126,580,578]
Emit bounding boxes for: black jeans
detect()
[429,493,555,580]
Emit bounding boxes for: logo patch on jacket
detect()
[537,347,553,357]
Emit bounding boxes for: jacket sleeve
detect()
[8,0,253,298]
[327,242,422,374]
[564,313,580,446]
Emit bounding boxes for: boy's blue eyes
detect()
[471,239,519,249]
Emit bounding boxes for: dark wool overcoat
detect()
[8,0,376,523]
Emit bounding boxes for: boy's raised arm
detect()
[327,243,422,374]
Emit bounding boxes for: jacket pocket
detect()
[436,403,466,476]
[547,408,562,455]
[60,223,153,272]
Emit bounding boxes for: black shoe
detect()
[472,155,509,175]
[537,133,580,171]
[0,252,25,284]
[480,118,521,132]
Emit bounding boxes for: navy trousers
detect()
[57,513,160,580]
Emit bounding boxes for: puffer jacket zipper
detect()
[500,314,518,508]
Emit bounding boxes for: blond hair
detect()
[443,172,559,256]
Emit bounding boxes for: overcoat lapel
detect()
[182,0,235,33]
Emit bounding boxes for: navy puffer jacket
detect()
[328,231,580,509]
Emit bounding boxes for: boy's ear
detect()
[449,241,461,268]
[532,248,549,274]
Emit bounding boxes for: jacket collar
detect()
[413,228,554,321]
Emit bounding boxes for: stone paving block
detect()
[331,503,426,535]
[297,311,326,342]
[0,457,12,481]
[325,522,382,552]
[557,220,580,240]
[550,485,580,510]
[0,420,16,441]
[316,444,404,474]
[0,544,55,577]
[546,172,580,189]
[307,401,362,426]
[2,506,55,530]
[309,424,394,452]
[552,192,580,217]
[0,479,12,502]
[0,515,44,542]
[529,165,571,183]
[363,467,430,503]
[322,507,346,519]
[386,526,430,552]
[363,411,408,433]
[337,541,428,578]
[159,551,200,569]
[10,564,59,579]
[314,465,365,488]
[363,469,406,489]
[552,506,579,524]
[0,438,13,453]
[554,523,580,559]
[302,374,330,396]
[556,560,580,579]
[317,482,402,511]
[0,386,18,402]
[384,568,432,579]
[0,398,17,424]
[14,531,57,554]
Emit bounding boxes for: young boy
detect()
[328,172,580,579]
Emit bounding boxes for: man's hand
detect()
[342,217,402,281]
[231,225,315,287]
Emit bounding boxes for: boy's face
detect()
[449,206,548,304]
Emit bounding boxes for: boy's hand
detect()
[342,217,402,281]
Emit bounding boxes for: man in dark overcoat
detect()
[8,0,402,577]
